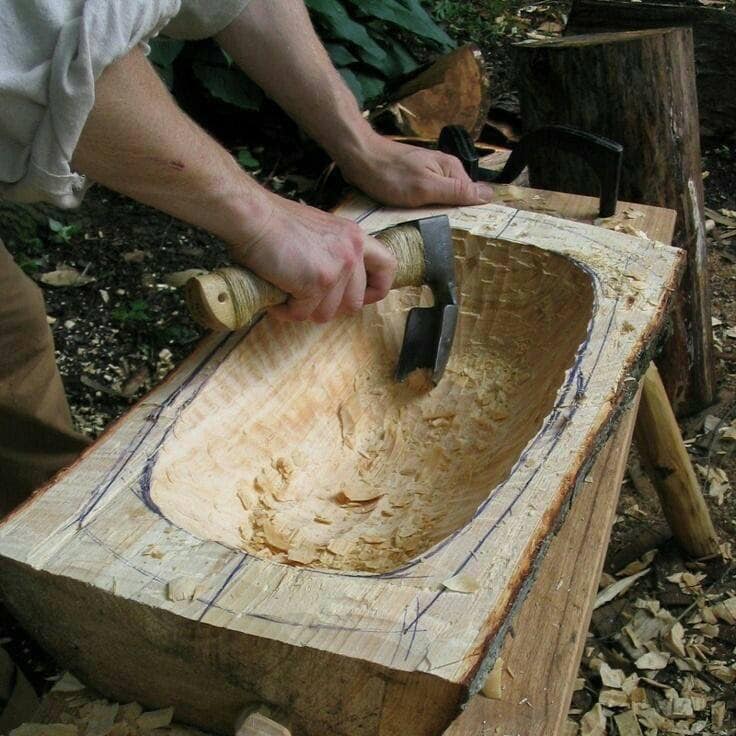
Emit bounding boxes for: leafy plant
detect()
[149,0,454,110]
[16,254,45,275]
[148,38,184,88]
[159,324,200,346]
[112,300,153,324]
[236,148,260,170]
[48,217,81,245]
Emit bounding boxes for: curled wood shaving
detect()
[481,657,504,700]
[594,569,650,609]
[340,484,383,503]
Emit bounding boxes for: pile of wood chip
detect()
[6,673,203,736]
[566,547,736,735]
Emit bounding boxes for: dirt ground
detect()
[1,3,735,735]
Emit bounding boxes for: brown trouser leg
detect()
[0,240,89,515]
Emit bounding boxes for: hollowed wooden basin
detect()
[0,198,682,736]
[150,234,594,574]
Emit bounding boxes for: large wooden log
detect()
[0,198,682,736]
[516,28,715,415]
[567,0,736,140]
[382,45,490,140]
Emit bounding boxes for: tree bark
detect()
[567,0,736,140]
[515,28,715,415]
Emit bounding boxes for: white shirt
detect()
[0,0,250,207]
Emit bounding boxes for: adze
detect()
[184,215,459,384]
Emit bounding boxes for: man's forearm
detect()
[216,0,378,169]
[71,47,273,252]
[71,45,396,324]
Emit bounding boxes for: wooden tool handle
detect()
[184,224,426,331]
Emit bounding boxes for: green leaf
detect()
[306,0,387,67]
[339,68,364,108]
[367,31,420,76]
[153,63,174,89]
[148,38,184,67]
[47,217,80,244]
[347,0,454,48]
[354,72,385,104]
[325,42,359,67]
[112,300,152,323]
[236,148,260,169]
[192,63,263,110]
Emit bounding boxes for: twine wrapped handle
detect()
[184,224,426,331]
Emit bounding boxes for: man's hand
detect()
[337,136,494,209]
[230,195,396,323]
[219,0,494,211]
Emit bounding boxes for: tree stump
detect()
[567,0,736,140]
[515,28,715,415]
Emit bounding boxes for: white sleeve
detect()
[163,0,252,40]
[0,0,182,208]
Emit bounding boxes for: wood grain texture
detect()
[566,0,736,139]
[387,45,490,140]
[445,390,641,736]
[0,196,683,736]
[515,28,715,414]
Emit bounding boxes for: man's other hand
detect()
[338,136,495,209]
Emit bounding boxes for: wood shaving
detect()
[261,518,293,551]
[327,537,354,556]
[711,701,726,729]
[78,701,118,736]
[579,703,606,736]
[287,543,320,565]
[599,662,626,689]
[612,711,643,736]
[340,484,384,503]
[710,596,736,625]
[10,727,78,736]
[442,574,480,594]
[594,569,650,609]
[663,621,687,658]
[634,651,670,671]
[616,549,657,577]
[51,672,86,693]
[166,577,201,602]
[481,657,504,700]
[598,688,629,708]
[136,707,174,731]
